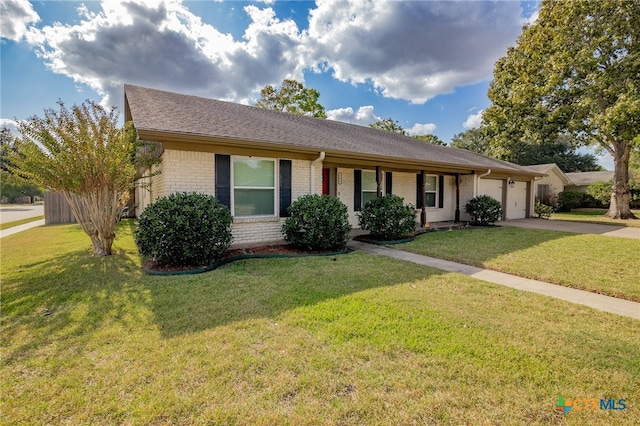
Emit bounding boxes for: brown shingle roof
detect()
[565,171,615,186]
[124,84,540,176]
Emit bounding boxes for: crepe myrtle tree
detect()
[10,100,159,256]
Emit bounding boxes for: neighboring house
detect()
[524,163,571,202]
[564,171,615,193]
[124,85,542,245]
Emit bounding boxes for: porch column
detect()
[420,170,427,226]
[376,166,382,197]
[455,173,460,223]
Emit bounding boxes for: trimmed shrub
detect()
[557,191,586,212]
[135,192,233,266]
[534,201,553,219]
[465,195,502,225]
[357,194,417,240]
[282,194,351,250]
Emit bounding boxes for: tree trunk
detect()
[606,143,637,219]
[89,232,114,256]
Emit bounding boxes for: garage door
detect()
[507,182,527,219]
[478,179,503,205]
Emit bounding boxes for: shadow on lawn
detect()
[142,251,445,338]
[1,243,147,367]
[2,226,445,347]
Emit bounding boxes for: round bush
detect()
[357,194,417,240]
[135,192,233,266]
[281,194,352,250]
[465,195,502,225]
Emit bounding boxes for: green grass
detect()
[397,227,640,302]
[2,221,639,425]
[0,215,44,230]
[551,209,640,228]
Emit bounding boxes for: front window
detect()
[537,184,550,202]
[362,170,377,207]
[425,175,437,208]
[233,157,275,216]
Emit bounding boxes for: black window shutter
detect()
[279,159,292,217]
[438,175,444,208]
[385,171,392,195]
[354,170,362,211]
[215,154,231,209]
[416,173,424,207]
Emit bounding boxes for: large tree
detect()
[369,118,406,134]
[10,100,157,256]
[484,0,639,218]
[414,134,445,146]
[255,79,326,118]
[450,128,491,155]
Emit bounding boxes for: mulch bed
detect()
[144,244,345,274]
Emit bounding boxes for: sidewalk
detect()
[501,218,640,239]
[0,219,46,239]
[347,240,640,320]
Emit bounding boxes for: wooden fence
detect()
[44,191,136,225]
[44,192,78,225]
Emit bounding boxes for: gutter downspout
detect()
[475,169,492,197]
[310,151,325,194]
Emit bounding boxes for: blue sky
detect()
[4,0,610,167]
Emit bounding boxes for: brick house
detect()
[125,85,542,245]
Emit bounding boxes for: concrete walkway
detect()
[0,219,46,238]
[347,240,640,320]
[501,218,640,239]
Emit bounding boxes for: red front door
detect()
[322,168,330,195]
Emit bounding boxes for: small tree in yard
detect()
[9,100,157,256]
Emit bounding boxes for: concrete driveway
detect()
[0,204,45,224]
[501,218,640,239]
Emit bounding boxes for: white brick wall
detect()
[162,149,215,195]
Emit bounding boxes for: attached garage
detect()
[506,181,527,219]
[479,179,504,205]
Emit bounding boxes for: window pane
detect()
[425,175,437,192]
[362,171,377,191]
[234,158,274,187]
[234,189,275,216]
[362,191,377,207]
[425,192,436,207]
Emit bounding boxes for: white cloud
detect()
[0,118,19,135]
[23,0,304,109]
[463,110,484,129]
[407,123,437,136]
[326,105,380,127]
[0,0,40,41]
[305,0,523,104]
[15,0,527,113]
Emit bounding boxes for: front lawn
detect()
[551,209,640,228]
[397,227,640,301]
[2,222,639,425]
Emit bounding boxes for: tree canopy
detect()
[414,134,445,146]
[484,0,639,218]
[9,100,159,256]
[255,79,326,118]
[370,118,407,134]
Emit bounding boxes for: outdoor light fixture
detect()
[508,179,515,188]
[338,172,342,185]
